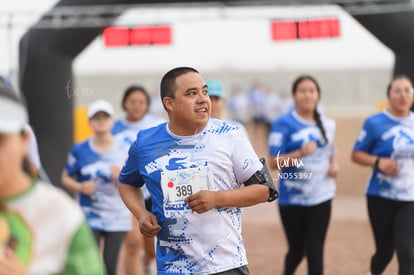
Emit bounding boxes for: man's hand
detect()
[138,212,161,238]
[185,190,217,214]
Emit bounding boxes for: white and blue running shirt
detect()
[268,110,336,206]
[353,110,414,201]
[65,139,132,232]
[119,118,263,275]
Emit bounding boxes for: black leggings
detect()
[92,230,126,275]
[367,195,414,275]
[279,200,331,275]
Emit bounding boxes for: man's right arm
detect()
[118,183,161,237]
[118,136,161,237]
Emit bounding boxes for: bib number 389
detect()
[161,166,212,205]
[176,185,193,197]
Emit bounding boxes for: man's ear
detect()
[163,97,174,112]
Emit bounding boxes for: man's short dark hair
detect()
[160,67,199,110]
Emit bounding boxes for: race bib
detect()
[161,166,213,205]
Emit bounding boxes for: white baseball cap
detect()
[87,100,114,119]
[0,85,28,134]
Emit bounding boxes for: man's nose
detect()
[197,91,209,102]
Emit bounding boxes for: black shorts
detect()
[211,265,249,275]
[144,197,152,212]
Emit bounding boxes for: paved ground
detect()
[242,118,399,275]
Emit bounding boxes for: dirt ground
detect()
[242,117,399,275]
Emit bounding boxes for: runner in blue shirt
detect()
[113,85,165,275]
[268,75,338,275]
[352,75,414,275]
[119,67,277,275]
[62,100,131,275]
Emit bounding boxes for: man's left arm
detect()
[185,184,269,213]
[185,158,278,213]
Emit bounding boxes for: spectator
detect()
[0,83,105,274]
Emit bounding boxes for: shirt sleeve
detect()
[231,127,263,184]
[268,118,289,156]
[353,117,375,153]
[118,139,145,188]
[65,146,79,176]
[61,220,107,275]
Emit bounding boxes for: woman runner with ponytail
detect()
[267,75,338,275]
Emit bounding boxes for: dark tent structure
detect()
[18,0,414,184]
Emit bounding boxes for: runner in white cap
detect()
[62,99,132,275]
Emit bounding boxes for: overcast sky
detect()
[0,2,394,77]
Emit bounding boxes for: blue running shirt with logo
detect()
[353,110,414,201]
[119,118,262,275]
[65,139,132,232]
[268,110,336,206]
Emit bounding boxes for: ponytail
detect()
[313,109,328,144]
